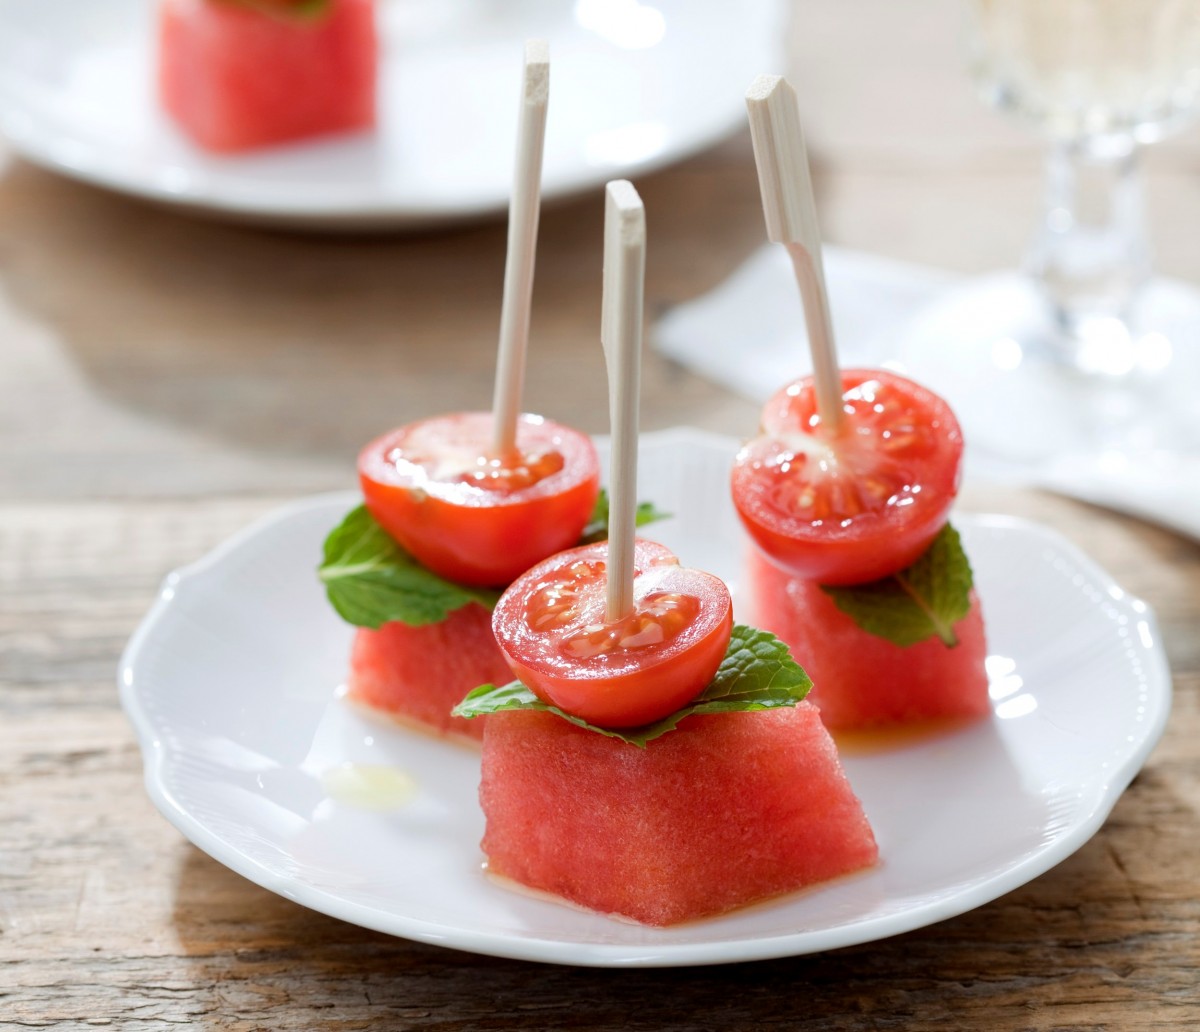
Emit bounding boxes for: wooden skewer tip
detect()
[523,39,549,103]
[745,72,784,102]
[745,75,810,245]
[605,179,644,229]
[490,39,550,456]
[744,71,843,433]
[601,181,645,344]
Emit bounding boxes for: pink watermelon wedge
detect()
[347,603,512,743]
[479,705,878,926]
[745,548,990,731]
[158,0,377,153]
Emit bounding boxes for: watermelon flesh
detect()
[347,603,512,742]
[479,705,878,926]
[158,0,377,152]
[745,547,990,731]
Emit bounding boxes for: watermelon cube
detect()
[158,0,377,152]
[479,705,878,926]
[347,603,512,743]
[745,547,990,731]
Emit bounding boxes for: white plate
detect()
[0,0,782,228]
[120,429,1171,967]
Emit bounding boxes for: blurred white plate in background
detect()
[0,0,782,228]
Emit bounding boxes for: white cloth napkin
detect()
[654,245,1200,541]
[656,245,954,393]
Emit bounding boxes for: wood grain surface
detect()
[3,1,1199,1028]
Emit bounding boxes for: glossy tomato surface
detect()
[731,368,964,585]
[492,539,734,728]
[359,412,600,587]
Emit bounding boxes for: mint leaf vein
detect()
[821,522,974,648]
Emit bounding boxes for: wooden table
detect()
[4,2,1198,1027]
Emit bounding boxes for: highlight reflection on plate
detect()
[120,429,1170,967]
[0,0,783,228]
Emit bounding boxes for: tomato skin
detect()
[732,368,964,586]
[359,412,600,588]
[492,540,734,728]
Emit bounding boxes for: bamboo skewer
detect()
[491,39,551,457]
[600,180,646,623]
[745,74,843,436]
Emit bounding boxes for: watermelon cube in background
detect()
[158,0,377,153]
[479,706,878,926]
[745,547,991,732]
[347,603,512,743]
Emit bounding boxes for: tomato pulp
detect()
[731,368,964,586]
[359,412,600,587]
[492,539,734,728]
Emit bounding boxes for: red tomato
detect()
[491,539,734,728]
[359,412,600,588]
[731,368,964,586]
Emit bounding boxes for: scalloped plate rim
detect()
[119,429,1172,967]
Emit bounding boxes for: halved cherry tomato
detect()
[492,539,734,728]
[731,368,964,586]
[359,412,600,587]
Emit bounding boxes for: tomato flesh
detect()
[732,368,964,585]
[492,539,734,728]
[359,412,600,587]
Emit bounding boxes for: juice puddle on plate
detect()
[832,714,986,756]
[483,862,880,928]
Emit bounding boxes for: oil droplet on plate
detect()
[320,763,416,811]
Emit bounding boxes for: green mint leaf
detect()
[579,488,671,544]
[821,522,974,647]
[318,506,500,629]
[697,622,814,705]
[452,624,811,748]
[320,489,668,631]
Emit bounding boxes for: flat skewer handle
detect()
[600,179,646,623]
[746,74,843,434]
[492,40,551,456]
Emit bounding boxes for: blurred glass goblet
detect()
[897,0,1200,476]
